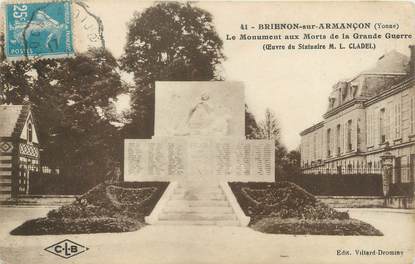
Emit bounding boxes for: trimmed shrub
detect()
[288,174,383,196]
[11,217,143,235]
[251,217,383,236]
[229,181,383,236]
[229,181,349,222]
[11,181,168,235]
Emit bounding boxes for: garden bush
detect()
[11,217,143,235]
[229,181,348,222]
[288,173,383,196]
[251,217,383,236]
[11,181,168,235]
[229,181,382,236]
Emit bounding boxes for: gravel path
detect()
[0,207,413,264]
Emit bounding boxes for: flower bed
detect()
[11,182,168,235]
[229,181,382,236]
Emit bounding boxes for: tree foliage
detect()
[253,108,301,180]
[120,2,225,138]
[283,149,302,178]
[0,47,124,192]
[121,2,224,84]
[257,108,281,141]
[245,104,259,139]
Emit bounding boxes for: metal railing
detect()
[302,167,382,175]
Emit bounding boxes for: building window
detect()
[410,154,415,183]
[320,131,324,159]
[386,106,391,141]
[326,128,331,157]
[395,157,402,183]
[351,85,358,98]
[394,102,401,139]
[347,163,353,173]
[336,124,341,155]
[27,123,33,143]
[337,165,342,175]
[379,108,386,144]
[356,119,361,151]
[411,96,415,134]
[367,111,373,146]
[347,120,352,152]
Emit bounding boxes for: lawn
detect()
[10,181,168,235]
[229,181,383,236]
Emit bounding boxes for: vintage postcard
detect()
[0,0,414,263]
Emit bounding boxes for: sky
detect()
[83,0,414,150]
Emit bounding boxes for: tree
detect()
[36,48,123,189]
[283,149,302,178]
[0,47,124,192]
[254,108,288,180]
[245,104,259,139]
[120,2,225,138]
[257,108,281,140]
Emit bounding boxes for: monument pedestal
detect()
[145,181,250,226]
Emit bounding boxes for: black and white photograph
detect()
[0,1,414,263]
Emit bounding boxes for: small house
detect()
[0,105,40,201]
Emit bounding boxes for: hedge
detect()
[288,173,383,196]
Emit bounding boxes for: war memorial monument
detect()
[124,81,275,225]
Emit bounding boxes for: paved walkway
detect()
[0,207,413,264]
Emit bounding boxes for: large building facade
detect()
[300,47,415,186]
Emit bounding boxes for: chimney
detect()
[410,45,415,76]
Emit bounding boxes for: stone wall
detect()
[317,195,385,208]
[385,196,414,209]
[318,195,415,209]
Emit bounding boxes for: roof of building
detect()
[301,49,413,135]
[0,105,31,138]
[327,50,410,101]
[300,121,324,136]
[360,50,409,75]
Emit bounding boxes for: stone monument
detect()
[124,81,275,184]
[124,81,275,226]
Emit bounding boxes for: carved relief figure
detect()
[174,92,230,136]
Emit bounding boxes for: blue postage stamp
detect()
[4,0,74,60]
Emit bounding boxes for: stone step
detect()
[163,206,234,214]
[173,189,224,195]
[153,220,241,226]
[0,178,12,184]
[175,185,222,190]
[159,212,238,221]
[14,199,39,204]
[177,184,220,189]
[167,200,230,207]
[8,199,75,206]
[170,193,226,200]
[0,185,11,192]
[0,194,11,201]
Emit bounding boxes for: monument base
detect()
[145,181,250,226]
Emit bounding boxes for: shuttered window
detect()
[411,96,415,134]
[394,102,401,139]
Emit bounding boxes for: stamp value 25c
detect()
[4,0,74,60]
